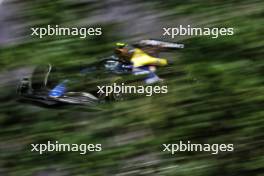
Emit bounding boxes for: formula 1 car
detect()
[17,39,184,106]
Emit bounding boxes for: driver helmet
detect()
[115,42,132,60]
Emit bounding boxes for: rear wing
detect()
[133,39,184,50]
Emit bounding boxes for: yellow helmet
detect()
[116,42,127,48]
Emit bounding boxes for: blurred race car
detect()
[17,39,184,106]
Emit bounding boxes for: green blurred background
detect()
[0,0,263,175]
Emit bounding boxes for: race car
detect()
[16,39,184,106]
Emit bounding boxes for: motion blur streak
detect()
[0,0,263,176]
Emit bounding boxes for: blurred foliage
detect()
[0,0,263,176]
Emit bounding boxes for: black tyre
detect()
[17,77,31,95]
